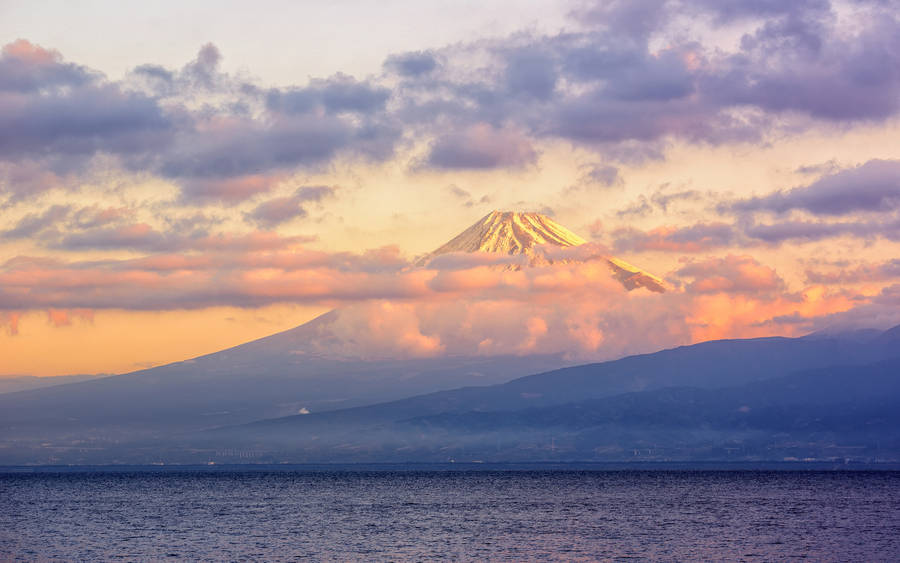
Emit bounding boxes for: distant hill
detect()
[0,309,565,440]
[203,351,900,464]
[0,373,109,395]
[226,324,900,437]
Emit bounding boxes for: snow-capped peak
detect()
[431,211,586,255]
[420,210,667,293]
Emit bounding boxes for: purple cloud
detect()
[733,159,900,215]
[805,258,900,284]
[0,40,95,92]
[384,51,438,77]
[247,185,336,227]
[267,74,390,115]
[613,222,738,252]
[504,48,557,100]
[584,165,622,187]
[425,124,537,170]
[1,205,70,239]
[2,1,900,190]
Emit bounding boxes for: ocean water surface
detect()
[2,468,899,561]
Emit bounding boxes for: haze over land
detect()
[1,0,899,465]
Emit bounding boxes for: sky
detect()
[2,0,900,376]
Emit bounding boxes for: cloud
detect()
[504,47,557,100]
[697,3,900,121]
[384,51,438,77]
[424,123,537,170]
[677,255,783,294]
[733,159,900,215]
[2,205,70,239]
[393,1,900,161]
[614,222,738,252]
[247,185,337,227]
[742,218,900,243]
[0,42,400,202]
[799,283,900,332]
[690,0,830,24]
[71,205,136,229]
[4,2,900,199]
[0,79,170,162]
[583,165,622,187]
[182,43,221,89]
[46,308,93,327]
[267,74,391,115]
[651,189,702,211]
[0,311,21,335]
[49,224,313,253]
[612,160,900,250]
[0,39,95,92]
[795,159,839,176]
[805,258,900,285]
[615,213,900,249]
[0,240,879,360]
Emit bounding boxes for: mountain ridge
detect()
[419,210,667,292]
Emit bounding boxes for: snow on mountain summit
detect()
[421,211,667,293]
[432,211,586,255]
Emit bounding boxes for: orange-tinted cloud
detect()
[677,255,783,294]
[46,308,94,327]
[1,312,21,335]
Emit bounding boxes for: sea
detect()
[2,465,899,561]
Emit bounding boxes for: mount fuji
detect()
[2,206,898,463]
[2,210,665,459]
[420,211,667,292]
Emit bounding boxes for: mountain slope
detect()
[204,325,900,449]
[5,324,898,464]
[0,309,566,440]
[429,211,586,255]
[419,211,666,292]
[0,373,109,395]
[390,358,900,462]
